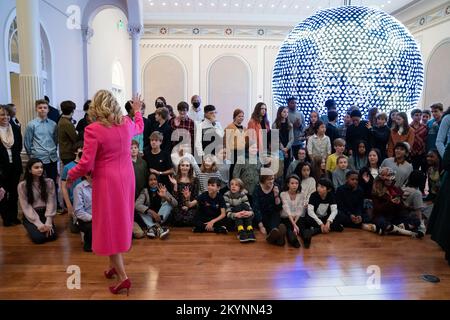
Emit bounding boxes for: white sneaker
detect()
[146,227,157,239]
[158,226,170,239]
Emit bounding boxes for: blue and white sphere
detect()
[272,6,424,124]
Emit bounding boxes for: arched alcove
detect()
[142,54,187,113]
[425,39,450,107]
[207,55,251,126]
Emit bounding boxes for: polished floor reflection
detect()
[1,215,449,300]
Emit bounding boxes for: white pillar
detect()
[192,41,200,98]
[81,25,94,101]
[16,0,42,126]
[128,24,143,95]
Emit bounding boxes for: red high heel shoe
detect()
[109,278,131,296]
[104,267,117,279]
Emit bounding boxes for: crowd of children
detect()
[1,97,449,253]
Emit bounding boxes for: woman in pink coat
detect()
[67,90,144,295]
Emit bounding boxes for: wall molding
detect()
[142,24,291,40]
[140,43,193,48]
[199,44,257,49]
[404,1,450,33]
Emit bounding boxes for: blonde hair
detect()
[230,178,244,191]
[88,90,123,127]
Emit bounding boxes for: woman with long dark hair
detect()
[272,106,294,179]
[387,112,415,158]
[18,158,57,244]
[247,102,271,153]
[387,109,399,129]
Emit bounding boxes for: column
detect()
[81,25,94,101]
[192,41,200,97]
[16,0,42,126]
[128,24,143,95]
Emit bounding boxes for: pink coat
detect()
[68,113,144,256]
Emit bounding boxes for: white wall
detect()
[88,7,131,113]
[140,39,282,126]
[39,0,89,119]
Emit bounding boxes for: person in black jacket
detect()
[0,105,23,226]
[75,100,91,141]
[336,170,369,228]
[252,172,286,246]
[369,112,390,161]
[326,110,340,153]
[346,109,371,156]
[44,96,61,124]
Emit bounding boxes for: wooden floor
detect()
[1,214,450,300]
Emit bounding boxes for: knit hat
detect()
[394,141,410,154]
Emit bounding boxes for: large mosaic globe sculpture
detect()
[272,6,424,124]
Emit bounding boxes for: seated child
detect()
[223,178,255,243]
[402,170,426,237]
[18,158,57,244]
[286,147,308,178]
[336,170,369,228]
[73,175,93,252]
[299,178,343,249]
[280,174,306,248]
[326,138,347,172]
[135,173,177,239]
[197,154,225,194]
[332,155,350,190]
[252,172,286,246]
[194,177,229,233]
[61,141,84,233]
[368,167,421,237]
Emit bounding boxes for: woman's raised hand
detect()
[131,93,143,114]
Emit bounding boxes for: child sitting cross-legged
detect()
[336,170,370,229]
[299,178,343,248]
[224,178,256,243]
[193,177,229,234]
[135,173,177,239]
[280,174,306,248]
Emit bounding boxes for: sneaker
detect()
[266,228,281,244]
[158,226,170,239]
[214,226,228,234]
[146,226,157,239]
[238,230,248,243]
[246,229,256,242]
